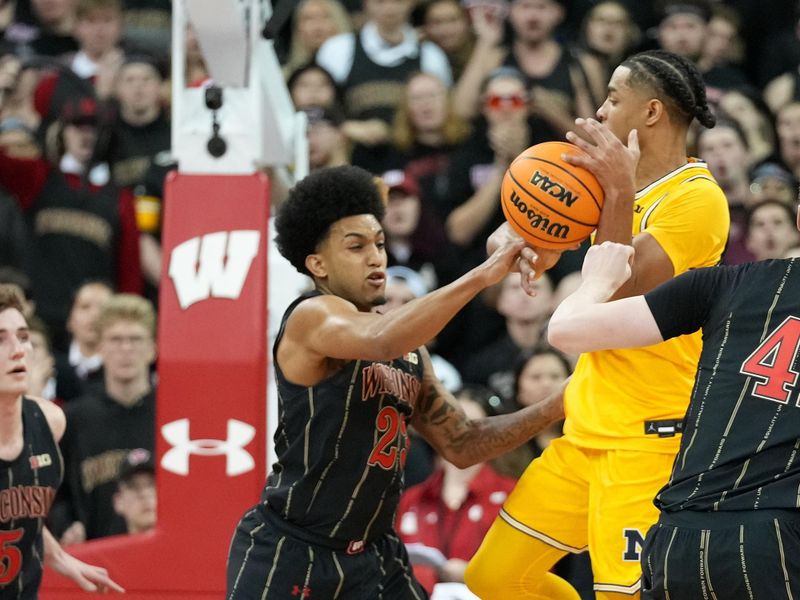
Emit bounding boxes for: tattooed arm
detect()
[411,348,565,469]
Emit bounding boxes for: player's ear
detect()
[305,254,327,278]
[645,98,663,126]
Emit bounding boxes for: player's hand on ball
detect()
[480,237,528,287]
[563,118,639,198]
[581,241,634,294]
[486,223,570,295]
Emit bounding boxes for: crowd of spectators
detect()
[0,0,799,596]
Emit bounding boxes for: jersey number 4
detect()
[0,528,23,585]
[367,406,408,471]
[740,316,800,404]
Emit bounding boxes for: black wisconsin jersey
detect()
[261,292,424,544]
[644,258,800,512]
[0,399,62,599]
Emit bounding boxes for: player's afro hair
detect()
[275,165,386,276]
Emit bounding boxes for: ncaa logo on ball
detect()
[529,170,579,207]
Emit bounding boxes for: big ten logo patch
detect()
[622,528,646,562]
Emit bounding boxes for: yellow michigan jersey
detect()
[564,160,730,454]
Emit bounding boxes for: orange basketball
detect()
[501,141,604,249]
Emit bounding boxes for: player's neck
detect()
[635,136,688,191]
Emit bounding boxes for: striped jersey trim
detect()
[498,508,587,553]
[594,580,642,594]
[635,161,710,200]
[640,193,667,232]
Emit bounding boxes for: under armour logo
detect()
[168,230,260,309]
[161,418,256,476]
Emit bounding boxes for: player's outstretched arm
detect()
[411,348,565,469]
[547,241,663,354]
[284,239,526,366]
[42,527,125,593]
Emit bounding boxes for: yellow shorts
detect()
[501,436,676,596]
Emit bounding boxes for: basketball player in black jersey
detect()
[0,285,124,598]
[225,165,566,599]
[548,218,800,600]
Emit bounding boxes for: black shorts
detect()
[226,507,429,600]
[641,509,800,600]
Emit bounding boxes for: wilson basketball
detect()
[501,141,604,249]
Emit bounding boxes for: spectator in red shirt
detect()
[0,95,141,349]
[396,386,517,595]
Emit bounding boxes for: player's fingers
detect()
[88,568,126,593]
[518,258,538,296]
[564,129,597,155]
[519,246,537,264]
[75,571,98,592]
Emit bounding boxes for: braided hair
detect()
[621,49,715,129]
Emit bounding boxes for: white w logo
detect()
[161,418,256,476]
[168,230,260,309]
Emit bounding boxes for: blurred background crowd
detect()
[0,0,798,597]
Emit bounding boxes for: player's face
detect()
[0,308,31,400]
[595,66,649,145]
[517,353,568,407]
[316,214,388,311]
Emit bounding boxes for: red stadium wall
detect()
[41,172,271,598]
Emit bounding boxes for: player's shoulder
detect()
[284,293,359,335]
[26,396,66,442]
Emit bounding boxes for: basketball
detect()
[501,141,605,249]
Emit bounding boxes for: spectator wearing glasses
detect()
[443,67,553,272]
[454,0,604,136]
[435,67,555,368]
[53,294,156,544]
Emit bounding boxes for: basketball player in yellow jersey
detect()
[466,49,730,600]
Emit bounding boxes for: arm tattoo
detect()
[415,377,565,467]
